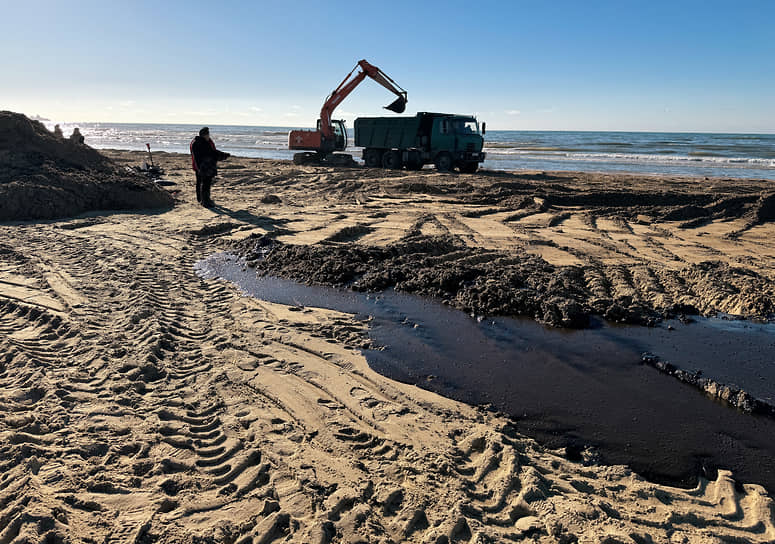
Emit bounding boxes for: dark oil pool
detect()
[196,253,775,492]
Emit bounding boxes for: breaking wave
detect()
[484,148,775,168]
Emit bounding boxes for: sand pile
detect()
[0,111,173,221]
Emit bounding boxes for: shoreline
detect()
[103,147,775,182]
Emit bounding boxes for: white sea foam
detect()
[484,148,775,168]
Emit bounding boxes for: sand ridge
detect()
[0,150,774,542]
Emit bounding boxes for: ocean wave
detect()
[511,146,582,152]
[484,149,775,167]
[486,142,524,148]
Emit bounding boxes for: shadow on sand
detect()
[209,204,296,235]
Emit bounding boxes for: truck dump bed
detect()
[354,116,422,149]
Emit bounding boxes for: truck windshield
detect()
[454,120,479,134]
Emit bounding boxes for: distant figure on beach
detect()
[190,127,230,208]
[69,127,84,144]
[53,124,64,138]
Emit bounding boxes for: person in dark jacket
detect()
[190,127,230,207]
[69,127,85,144]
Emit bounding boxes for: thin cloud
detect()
[184,110,218,117]
[506,109,521,115]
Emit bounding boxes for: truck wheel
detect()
[364,148,383,168]
[459,162,478,173]
[382,150,403,169]
[434,152,453,172]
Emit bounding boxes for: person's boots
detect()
[203,179,214,208]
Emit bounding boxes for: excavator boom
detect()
[319,59,407,140]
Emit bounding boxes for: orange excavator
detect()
[288,59,407,165]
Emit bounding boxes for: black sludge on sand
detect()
[0,111,173,221]
[233,233,775,328]
[197,252,775,493]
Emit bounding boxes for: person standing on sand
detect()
[190,127,230,208]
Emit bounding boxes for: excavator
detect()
[288,59,407,166]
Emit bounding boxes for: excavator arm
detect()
[319,59,407,140]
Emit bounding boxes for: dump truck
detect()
[355,113,486,172]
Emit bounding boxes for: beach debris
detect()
[261,194,282,204]
[127,143,166,180]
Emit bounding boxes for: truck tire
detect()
[434,152,453,172]
[382,150,402,169]
[364,148,383,168]
[459,162,478,173]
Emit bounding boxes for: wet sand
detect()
[1,149,774,542]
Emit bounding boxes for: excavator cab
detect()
[332,119,347,151]
[315,119,347,151]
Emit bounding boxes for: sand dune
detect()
[1,150,774,542]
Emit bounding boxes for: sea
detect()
[43,121,775,180]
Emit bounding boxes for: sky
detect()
[2,0,774,132]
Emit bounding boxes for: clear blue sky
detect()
[3,0,773,132]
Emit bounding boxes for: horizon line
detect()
[29,117,775,137]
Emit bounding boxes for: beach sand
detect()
[1,149,774,543]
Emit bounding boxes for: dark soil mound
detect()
[232,232,775,329]
[235,234,598,328]
[0,111,173,221]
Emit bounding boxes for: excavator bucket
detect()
[384,96,407,114]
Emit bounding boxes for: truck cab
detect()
[429,115,485,172]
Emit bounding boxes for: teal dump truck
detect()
[354,112,486,173]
